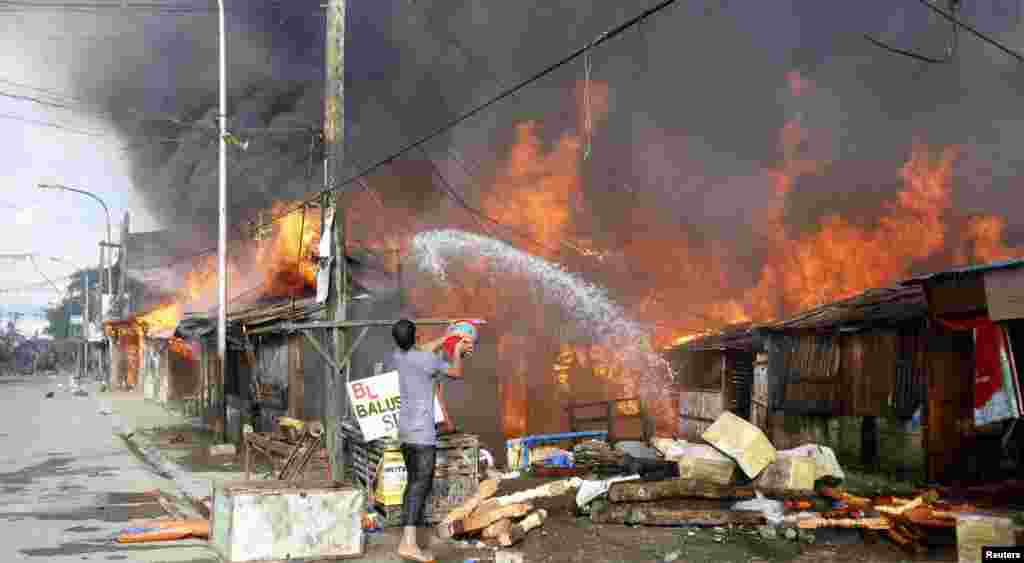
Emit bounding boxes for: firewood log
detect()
[876,496,923,517]
[437,478,500,538]
[498,509,547,547]
[443,503,533,538]
[608,479,756,503]
[591,501,765,527]
[481,518,512,540]
[486,479,581,508]
[797,517,890,530]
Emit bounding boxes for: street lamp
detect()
[38,183,113,387]
[50,256,89,382]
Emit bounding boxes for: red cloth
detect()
[973,322,1006,409]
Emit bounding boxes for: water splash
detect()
[411,229,676,426]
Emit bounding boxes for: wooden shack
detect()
[758,286,931,479]
[903,258,1024,483]
[665,325,760,440]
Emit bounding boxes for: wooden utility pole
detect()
[323,0,347,479]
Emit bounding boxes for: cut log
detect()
[797,517,890,530]
[608,479,756,503]
[444,478,500,524]
[904,507,956,529]
[591,502,765,527]
[482,518,512,540]
[818,487,872,508]
[876,496,923,517]
[437,478,500,538]
[756,487,817,500]
[488,479,581,507]
[498,509,548,547]
[445,503,533,538]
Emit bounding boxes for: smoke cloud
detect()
[47,0,1024,329]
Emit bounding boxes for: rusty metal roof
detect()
[761,285,927,332]
[902,257,1024,285]
[668,322,759,353]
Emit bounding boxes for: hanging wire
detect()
[583,48,593,161]
[864,0,961,64]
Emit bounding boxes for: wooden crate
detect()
[341,420,479,525]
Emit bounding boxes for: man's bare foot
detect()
[397,543,435,563]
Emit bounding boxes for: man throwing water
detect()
[391,319,472,563]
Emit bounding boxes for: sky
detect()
[2,0,1024,333]
[0,7,163,312]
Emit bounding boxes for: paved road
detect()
[0,375,218,563]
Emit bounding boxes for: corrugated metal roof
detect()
[902,257,1024,284]
[762,285,926,332]
[668,323,758,353]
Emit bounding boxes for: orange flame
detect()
[132,200,323,334]
[137,303,182,334]
[168,337,195,360]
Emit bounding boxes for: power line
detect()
[255,0,682,228]
[0,112,106,136]
[915,0,1024,63]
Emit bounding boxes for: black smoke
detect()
[59,0,1024,287]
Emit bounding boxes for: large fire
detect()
[133,202,322,334]
[128,68,1023,438]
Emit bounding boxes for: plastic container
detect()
[441,321,480,362]
[374,448,408,507]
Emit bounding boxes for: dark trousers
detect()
[401,443,436,527]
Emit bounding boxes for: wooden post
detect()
[323,0,347,479]
[606,400,616,444]
[288,334,304,419]
[862,416,879,469]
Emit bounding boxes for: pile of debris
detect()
[438,478,581,548]
[567,412,1022,562]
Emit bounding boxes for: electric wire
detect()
[914,0,1024,62]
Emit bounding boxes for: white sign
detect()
[101,294,113,318]
[347,371,445,442]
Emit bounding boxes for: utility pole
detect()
[81,271,88,381]
[216,0,229,417]
[323,0,347,477]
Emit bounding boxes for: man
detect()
[391,319,472,563]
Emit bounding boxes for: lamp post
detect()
[38,183,113,387]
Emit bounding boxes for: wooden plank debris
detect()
[437,478,500,538]
[798,517,891,530]
[487,479,580,507]
[498,509,547,547]
[445,503,533,538]
[608,478,756,503]
[591,501,765,527]
[481,518,512,540]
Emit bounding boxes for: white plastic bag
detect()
[732,491,785,526]
[575,474,641,508]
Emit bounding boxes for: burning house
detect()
[755,285,932,481]
[665,324,762,441]
[669,265,1024,485]
[902,258,1024,483]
